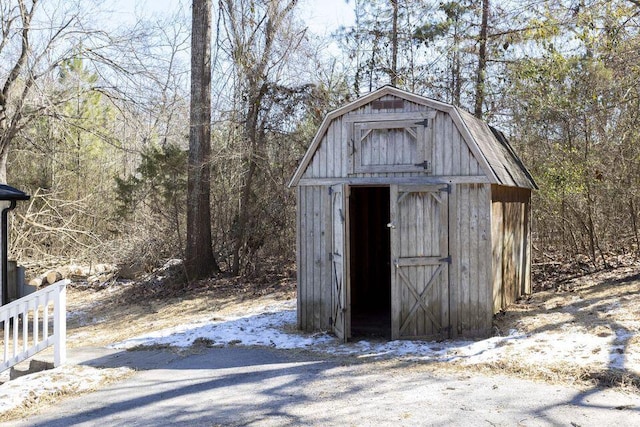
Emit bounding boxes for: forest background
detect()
[2,0,640,281]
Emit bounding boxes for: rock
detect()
[10,359,55,380]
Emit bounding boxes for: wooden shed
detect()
[289,86,537,341]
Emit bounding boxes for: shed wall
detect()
[491,185,532,313]
[450,183,493,337]
[297,185,332,331]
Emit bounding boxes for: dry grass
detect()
[0,366,134,421]
[65,264,296,348]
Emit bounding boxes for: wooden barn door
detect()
[390,184,450,340]
[330,184,349,341]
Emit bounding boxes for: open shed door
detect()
[390,184,450,340]
[330,184,349,341]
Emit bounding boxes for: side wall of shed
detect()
[450,183,493,338]
[297,185,332,331]
[490,185,532,313]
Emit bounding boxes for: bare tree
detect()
[186,0,219,279]
[0,0,38,183]
[474,0,489,119]
[219,0,301,275]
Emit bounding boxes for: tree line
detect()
[2,0,640,280]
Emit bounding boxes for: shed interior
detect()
[348,186,391,338]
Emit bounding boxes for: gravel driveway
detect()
[3,346,639,426]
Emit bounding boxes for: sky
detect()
[111,0,355,35]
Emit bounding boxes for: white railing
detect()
[0,279,68,373]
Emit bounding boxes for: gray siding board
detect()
[298,185,333,331]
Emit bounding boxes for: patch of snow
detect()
[0,365,131,415]
[110,302,640,375]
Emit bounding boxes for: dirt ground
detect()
[64,262,298,348]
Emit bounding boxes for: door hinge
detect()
[414,118,430,127]
[440,185,451,194]
[414,160,432,171]
[328,187,333,195]
[439,256,452,264]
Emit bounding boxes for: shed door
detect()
[330,184,349,342]
[390,184,450,340]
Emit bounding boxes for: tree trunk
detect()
[186,0,219,280]
[474,0,489,119]
[390,0,398,86]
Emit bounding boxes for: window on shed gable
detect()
[350,114,434,174]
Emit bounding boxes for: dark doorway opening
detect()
[349,186,391,339]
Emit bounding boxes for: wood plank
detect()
[434,110,443,175]
[469,185,480,333]
[390,185,400,339]
[313,187,322,330]
[319,126,327,178]
[458,184,470,333]
[323,187,332,330]
[379,126,387,166]
[503,202,516,306]
[296,185,303,329]
[448,184,459,337]
[397,184,448,194]
[326,119,335,177]
[439,185,450,337]
[442,114,452,176]
[452,120,462,177]
[478,184,492,333]
[491,200,504,313]
[302,187,312,330]
[396,256,447,267]
[524,199,532,295]
[297,176,490,186]
[344,185,351,339]
[334,117,353,178]
[513,202,524,301]
[343,111,436,123]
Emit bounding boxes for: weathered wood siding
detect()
[450,183,493,337]
[390,184,450,340]
[297,185,332,331]
[301,95,483,182]
[293,87,535,340]
[491,185,532,313]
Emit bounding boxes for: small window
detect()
[350,115,434,174]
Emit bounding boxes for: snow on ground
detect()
[111,299,640,374]
[0,365,132,416]
[1,295,638,418]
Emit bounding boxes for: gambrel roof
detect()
[290,86,537,189]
